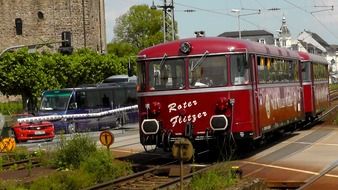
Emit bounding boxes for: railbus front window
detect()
[148,59,185,91]
[189,55,227,88]
[231,54,250,85]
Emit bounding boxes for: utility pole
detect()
[152,0,175,42]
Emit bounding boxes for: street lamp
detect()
[231,9,241,39]
[231,8,280,39]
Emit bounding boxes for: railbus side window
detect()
[137,63,146,91]
[189,55,227,88]
[301,62,311,82]
[293,60,299,81]
[314,63,327,81]
[231,54,250,85]
[257,56,266,83]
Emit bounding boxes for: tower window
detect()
[38,11,44,20]
[15,18,23,35]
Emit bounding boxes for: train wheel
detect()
[214,134,236,161]
[161,132,171,152]
[142,135,158,152]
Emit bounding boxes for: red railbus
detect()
[299,51,329,121]
[136,37,320,152]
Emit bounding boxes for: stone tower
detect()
[0,0,106,54]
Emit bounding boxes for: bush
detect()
[53,134,97,169]
[0,180,27,190]
[80,149,133,183]
[30,170,94,190]
[189,164,238,190]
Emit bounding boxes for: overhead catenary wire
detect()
[282,0,338,41]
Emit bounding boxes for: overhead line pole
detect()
[152,0,175,42]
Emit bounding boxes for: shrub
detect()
[80,149,133,183]
[189,164,238,190]
[53,134,97,169]
[0,180,27,190]
[30,170,94,190]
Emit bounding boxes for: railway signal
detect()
[99,130,114,150]
[172,138,194,190]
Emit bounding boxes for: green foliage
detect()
[0,101,23,115]
[107,41,138,57]
[80,149,133,183]
[30,170,94,190]
[114,5,164,50]
[189,164,238,190]
[330,83,338,90]
[0,48,130,110]
[53,134,97,169]
[11,146,30,161]
[0,180,27,190]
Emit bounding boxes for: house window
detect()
[258,38,266,44]
[15,18,23,35]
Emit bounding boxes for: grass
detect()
[330,83,338,90]
[0,101,23,115]
[188,164,239,190]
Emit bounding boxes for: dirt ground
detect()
[0,167,55,184]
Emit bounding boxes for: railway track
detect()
[1,157,40,170]
[330,88,338,101]
[84,162,210,190]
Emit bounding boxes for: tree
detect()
[113,5,163,50]
[107,41,138,57]
[0,49,130,112]
[0,49,62,111]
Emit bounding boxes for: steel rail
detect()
[84,160,180,190]
[2,157,40,170]
[298,159,338,190]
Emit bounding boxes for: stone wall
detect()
[0,0,106,53]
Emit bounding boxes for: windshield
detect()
[40,90,72,111]
[148,58,185,91]
[189,55,227,88]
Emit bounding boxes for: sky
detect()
[105,0,338,45]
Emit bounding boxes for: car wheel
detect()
[8,129,16,138]
[8,129,19,143]
[67,123,76,134]
[46,138,53,142]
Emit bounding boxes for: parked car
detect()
[8,114,55,143]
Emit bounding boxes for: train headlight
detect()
[216,97,228,111]
[210,115,228,131]
[180,42,192,54]
[150,101,161,115]
[141,119,159,135]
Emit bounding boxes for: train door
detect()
[251,54,261,139]
[310,62,316,115]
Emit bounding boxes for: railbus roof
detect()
[298,51,328,65]
[138,37,299,60]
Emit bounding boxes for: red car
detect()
[9,114,55,143]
